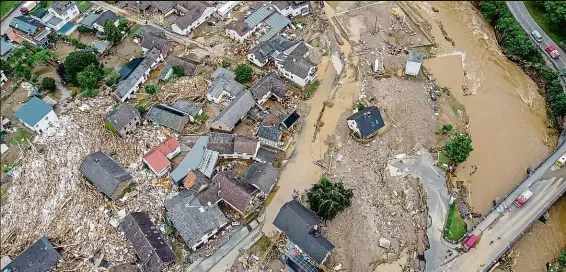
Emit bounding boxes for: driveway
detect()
[506,2,566,76]
[387,150,454,272]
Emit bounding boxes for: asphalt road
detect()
[1,3,22,35]
[507,1,566,73]
[444,141,566,271]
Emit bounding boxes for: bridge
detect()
[443,141,566,271]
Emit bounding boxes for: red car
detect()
[545,46,560,59]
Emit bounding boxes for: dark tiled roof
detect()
[105,103,140,132]
[214,171,259,214]
[118,57,144,81]
[170,99,201,116]
[79,152,132,198]
[50,1,76,16]
[245,162,278,194]
[258,126,282,143]
[3,236,62,272]
[121,212,176,272]
[94,10,119,27]
[114,48,162,100]
[273,200,334,264]
[207,132,235,155]
[289,41,309,57]
[281,55,316,79]
[165,190,228,248]
[135,24,165,38]
[211,67,235,80]
[211,89,255,131]
[158,56,198,80]
[141,33,173,52]
[346,106,385,138]
[147,104,189,132]
[206,74,245,100]
[172,1,211,29]
[249,72,289,101]
[248,41,275,64]
[10,16,45,35]
[234,136,259,154]
[256,147,277,164]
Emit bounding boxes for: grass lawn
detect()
[77,1,92,12]
[444,202,467,241]
[1,1,19,17]
[247,236,273,256]
[524,2,565,44]
[302,80,320,99]
[128,24,141,38]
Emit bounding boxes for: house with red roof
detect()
[143,137,181,177]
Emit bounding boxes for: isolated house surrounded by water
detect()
[14,97,59,133]
[121,212,176,272]
[346,106,385,138]
[2,236,62,272]
[405,50,423,76]
[79,151,133,199]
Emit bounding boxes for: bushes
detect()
[40,77,56,92]
[234,64,253,83]
[443,134,473,164]
[105,70,120,87]
[145,84,156,94]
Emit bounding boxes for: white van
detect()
[531,30,543,42]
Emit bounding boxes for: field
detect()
[444,203,467,241]
[77,1,92,12]
[1,1,19,17]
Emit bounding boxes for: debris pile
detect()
[155,75,210,104]
[1,96,173,270]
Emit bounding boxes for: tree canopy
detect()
[307,177,353,221]
[234,64,253,83]
[40,77,56,92]
[443,134,473,164]
[64,51,100,84]
[104,20,123,45]
[77,64,102,90]
[5,45,56,80]
[145,84,156,94]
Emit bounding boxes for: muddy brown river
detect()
[415,2,564,270]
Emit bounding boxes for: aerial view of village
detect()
[1,1,566,272]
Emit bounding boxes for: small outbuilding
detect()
[405,50,423,76]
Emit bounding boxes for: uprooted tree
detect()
[307,177,353,221]
[443,133,473,164]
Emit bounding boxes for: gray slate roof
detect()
[147,104,189,132]
[407,50,423,63]
[234,136,259,154]
[50,1,76,16]
[207,132,235,155]
[141,33,173,52]
[346,106,385,138]
[80,13,101,27]
[105,103,140,132]
[165,190,228,249]
[3,236,62,272]
[273,200,335,264]
[170,100,202,116]
[79,152,132,198]
[258,126,282,143]
[211,67,235,80]
[281,55,315,79]
[121,212,176,272]
[211,89,255,131]
[259,12,291,42]
[170,136,209,183]
[249,72,289,101]
[114,47,161,100]
[248,41,275,64]
[158,56,198,80]
[94,10,119,27]
[135,24,164,38]
[256,147,277,164]
[211,171,259,214]
[172,1,211,29]
[244,5,273,29]
[206,73,245,100]
[245,162,278,194]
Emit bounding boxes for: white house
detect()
[405,50,423,76]
[92,10,119,33]
[14,97,59,133]
[47,1,79,25]
[346,106,385,138]
[215,1,240,20]
[272,1,310,17]
[277,55,317,87]
[171,2,215,36]
[225,5,274,43]
[113,48,164,101]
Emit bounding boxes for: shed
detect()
[405,50,423,76]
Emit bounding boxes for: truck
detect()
[20,1,37,15]
[556,152,566,167]
[462,234,478,252]
[545,46,560,59]
[513,189,533,208]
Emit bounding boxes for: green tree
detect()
[64,51,100,84]
[357,102,365,111]
[221,60,230,68]
[33,49,57,65]
[307,177,353,221]
[234,64,253,83]
[135,104,147,115]
[560,249,566,266]
[77,25,95,33]
[441,124,453,134]
[104,119,118,133]
[77,64,102,90]
[443,134,473,164]
[105,70,120,86]
[104,20,123,45]
[80,88,99,97]
[145,84,156,94]
[551,93,566,117]
[40,77,56,92]
[119,17,128,27]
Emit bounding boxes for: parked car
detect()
[531,30,543,42]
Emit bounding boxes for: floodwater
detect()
[262,4,359,235]
[418,1,553,213]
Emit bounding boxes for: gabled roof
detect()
[259,12,291,42]
[31,8,48,19]
[135,24,164,38]
[170,99,202,116]
[80,13,101,27]
[10,16,45,35]
[105,103,140,132]
[273,200,334,264]
[14,97,53,127]
[211,89,255,131]
[249,72,289,101]
[184,169,212,190]
[118,57,144,81]
[147,104,189,132]
[170,136,210,183]
[1,39,14,56]
[281,55,316,79]
[206,73,245,100]
[94,10,119,27]
[114,48,162,100]
[244,5,273,29]
[158,56,198,80]
[346,106,385,138]
[245,162,278,194]
[212,67,235,80]
[121,212,176,272]
[213,171,259,214]
[3,236,62,272]
[143,137,180,174]
[165,190,228,249]
[207,132,235,155]
[225,20,251,37]
[258,126,282,142]
[256,146,277,164]
[234,136,259,154]
[141,33,173,53]
[248,40,275,64]
[50,1,76,16]
[172,1,212,29]
[79,152,132,198]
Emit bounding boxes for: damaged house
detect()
[196,171,262,215]
[245,162,279,195]
[207,132,260,160]
[206,71,246,104]
[249,72,290,105]
[225,5,290,43]
[158,56,198,81]
[165,190,228,251]
[2,236,62,272]
[143,137,181,177]
[272,1,310,17]
[170,136,219,185]
[209,90,256,132]
[104,103,141,136]
[346,106,385,138]
[171,1,216,36]
[147,104,189,132]
[79,152,134,200]
[121,212,176,272]
[114,47,164,101]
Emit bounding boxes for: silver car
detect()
[531,30,543,42]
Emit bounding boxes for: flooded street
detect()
[262,5,359,235]
[417,1,553,213]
